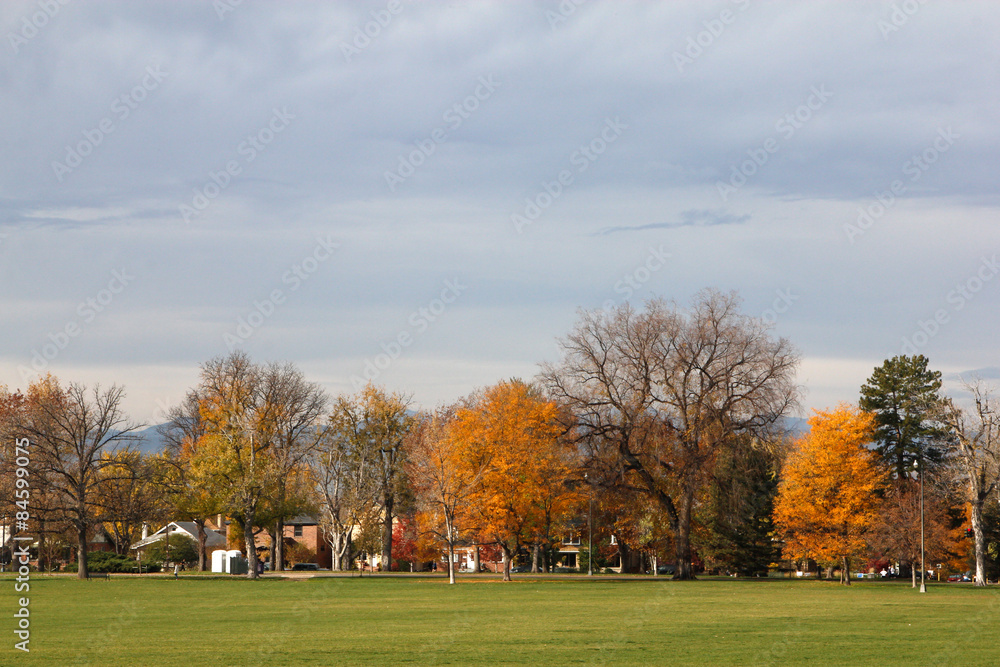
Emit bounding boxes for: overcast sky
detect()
[2,0,997,424]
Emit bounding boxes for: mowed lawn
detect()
[1,574,998,665]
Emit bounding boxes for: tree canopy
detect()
[542,290,799,579]
[774,405,885,585]
[859,355,945,478]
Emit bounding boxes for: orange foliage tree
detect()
[455,380,574,581]
[406,408,486,584]
[774,405,886,584]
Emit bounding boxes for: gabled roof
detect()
[131,521,227,550]
[286,515,319,526]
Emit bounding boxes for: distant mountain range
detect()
[128,416,810,456]
[782,417,809,436]
[132,425,168,454]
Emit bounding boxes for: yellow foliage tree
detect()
[774,405,886,584]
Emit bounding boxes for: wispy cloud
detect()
[593,209,750,236]
[943,367,1000,382]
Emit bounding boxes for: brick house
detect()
[253,515,332,569]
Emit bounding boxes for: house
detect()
[130,521,227,560]
[557,530,583,569]
[253,515,333,569]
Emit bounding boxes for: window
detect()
[293,525,303,538]
[610,535,617,545]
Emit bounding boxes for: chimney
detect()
[141,523,149,539]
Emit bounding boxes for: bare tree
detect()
[939,381,1000,586]
[314,417,381,571]
[541,290,799,579]
[327,385,412,571]
[159,390,219,571]
[255,362,327,571]
[16,377,141,579]
[95,450,169,555]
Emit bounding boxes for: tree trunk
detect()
[473,545,481,573]
[37,519,47,573]
[971,497,987,586]
[330,528,351,571]
[381,493,394,570]
[275,517,285,572]
[76,524,88,580]
[327,535,340,572]
[672,486,696,580]
[532,543,540,573]
[501,545,512,581]
[244,518,259,579]
[617,538,631,574]
[911,564,917,588]
[196,519,208,572]
[447,542,456,585]
[346,532,354,570]
[841,556,851,586]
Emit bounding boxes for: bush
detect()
[65,551,161,573]
[286,542,316,566]
[144,534,199,566]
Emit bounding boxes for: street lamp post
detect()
[919,457,926,593]
[586,473,593,576]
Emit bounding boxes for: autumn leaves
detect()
[774,406,884,585]
[408,381,577,583]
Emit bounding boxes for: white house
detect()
[130,521,227,558]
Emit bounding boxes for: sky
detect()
[1,0,998,425]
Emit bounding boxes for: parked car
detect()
[292,563,319,571]
[947,573,972,582]
[656,564,676,576]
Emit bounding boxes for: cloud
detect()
[943,367,1000,382]
[2,2,1000,422]
[593,209,750,235]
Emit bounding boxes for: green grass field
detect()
[1,574,998,665]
